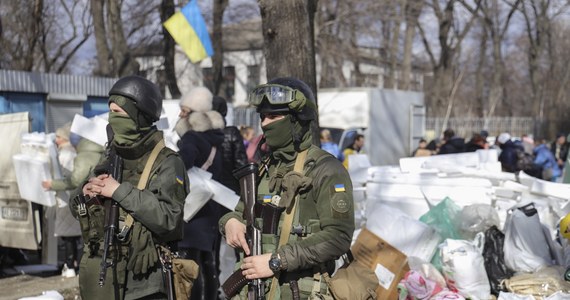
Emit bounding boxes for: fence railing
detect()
[426,117,535,140]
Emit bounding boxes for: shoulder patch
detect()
[176,175,184,185]
[331,197,350,214]
[334,184,346,192]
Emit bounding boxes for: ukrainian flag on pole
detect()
[163,0,214,63]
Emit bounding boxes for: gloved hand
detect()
[126,221,158,275]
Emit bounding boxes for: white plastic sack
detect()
[366,202,440,262]
[503,205,563,273]
[458,204,500,239]
[183,167,214,221]
[440,237,490,300]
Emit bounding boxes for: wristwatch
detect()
[268,253,282,273]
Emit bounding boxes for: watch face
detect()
[269,256,281,272]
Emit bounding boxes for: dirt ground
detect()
[0,274,80,300]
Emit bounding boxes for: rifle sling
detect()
[119,139,165,239]
[268,149,308,300]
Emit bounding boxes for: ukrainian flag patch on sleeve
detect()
[263,195,272,203]
[176,176,184,185]
[334,184,346,192]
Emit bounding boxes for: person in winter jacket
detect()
[175,86,226,300]
[42,124,80,276]
[497,132,519,173]
[438,128,466,154]
[342,133,365,168]
[550,133,568,170]
[534,139,561,181]
[212,95,248,194]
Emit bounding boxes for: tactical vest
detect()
[247,146,335,299]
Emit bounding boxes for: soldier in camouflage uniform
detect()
[220,77,354,299]
[72,75,189,300]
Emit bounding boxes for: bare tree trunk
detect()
[258,0,319,144]
[90,0,111,76]
[385,0,404,89]
[401,0,422,90]
[160,0,181,98]
[212,0,228,96]
[520,0,552,137]
[107,0,139,76]
[23,0,43,71]
[474,24,487,118]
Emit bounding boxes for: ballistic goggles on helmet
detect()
[248,84,307,111]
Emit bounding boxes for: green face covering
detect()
[262,115,294,150]
[108,112,143,146]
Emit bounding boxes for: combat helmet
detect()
[109,75,163,122]
[248,77,317,121]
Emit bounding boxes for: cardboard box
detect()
[351,227,410,299]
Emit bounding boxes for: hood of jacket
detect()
[174,110,225,137]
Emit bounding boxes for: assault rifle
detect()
[222,163,265,300]
[97,125,124,297]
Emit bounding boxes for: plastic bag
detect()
[419,197,463,241]
[483,225,514,296]
[503,203,564,273]
[458,204,500,240]
[419,197,463,269]
[183,167,214,221]
[440,237,490,300]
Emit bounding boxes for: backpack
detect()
[515,148,540,177]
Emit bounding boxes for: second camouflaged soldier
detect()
[220,77,354,299]
[71,75,189,300]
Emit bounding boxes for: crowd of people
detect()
[411,128,570,182]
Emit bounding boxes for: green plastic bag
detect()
[419,197,462,270]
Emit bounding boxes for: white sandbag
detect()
[503,205,564,273]
[183,167,214,221]
[440,237,490,300]
[366,202,440,262]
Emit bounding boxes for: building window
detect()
[83,97,109,118]
[202,66,236,102]
[0,92,45,132]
